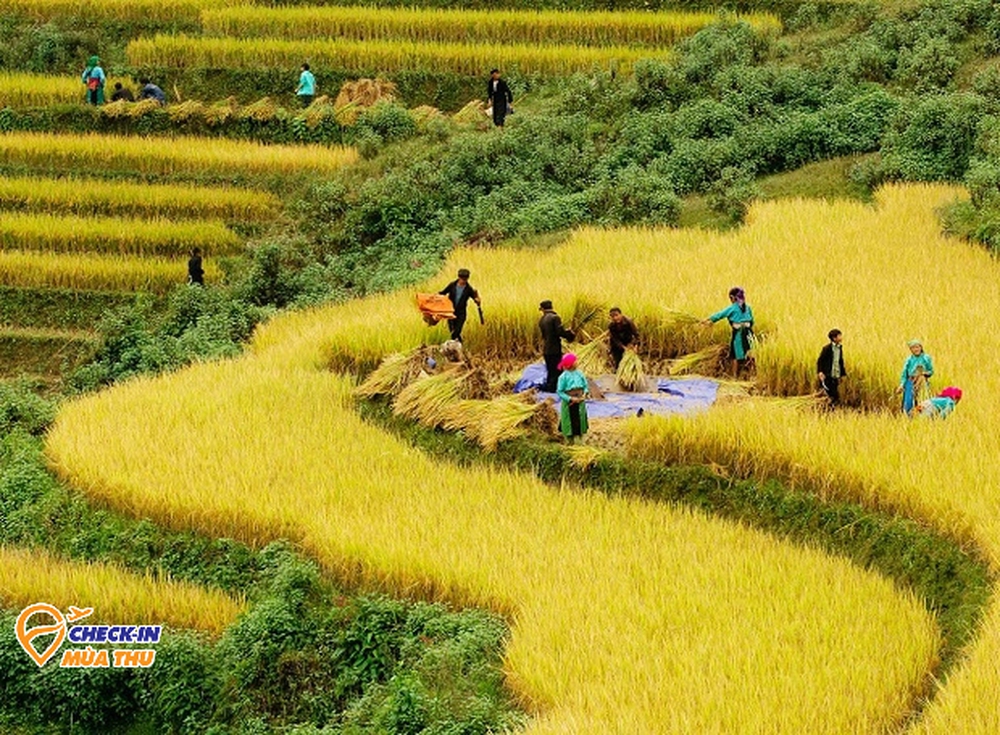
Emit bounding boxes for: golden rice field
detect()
[127,34,665,77]
[0,0,234,23]
[46,362,938,734]
[47,183,1000,732]
[201,5,781,48]
[0,249,219,292]
[0,211,240,257]
[0,72,129,107]
[0,545,244,635]
[0,132,357,179]
[0,175,280,221]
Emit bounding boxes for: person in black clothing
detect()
[110,82,134,102]
[817,328,846,406]
[438,268,481,342]
[539,300,574,392]
[486,69,513,128]
[608,307,639,370]
[188,247,204,286]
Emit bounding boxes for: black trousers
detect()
[568,401,583,436]
[824,376,841,405]
[611,346,625,370]
[543,353,561,393]
[448,314,467,342]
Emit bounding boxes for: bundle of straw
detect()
[392,371,465,425]
[566,444,604,469]
[354,349,424,397]
[574,334,610,377]
[616,350,647,392]
[442,395,539,451]
[668,344,727,376]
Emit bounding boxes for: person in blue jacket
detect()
[895,339,933,415]
[81,56,105,106]
[702,286,754,377]
[914,386,961,419]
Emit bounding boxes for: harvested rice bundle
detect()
[569,297,605,335]
[476,395,539,450]
[574,334,609,377]
[392,370,465,425]
[527,393,560,438]
[354,349,424,397]
[566,444,604,469]
[616,350,647,392]
[669,344,727,376]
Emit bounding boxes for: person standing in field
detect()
[608,307,639,370]
[817,328,846,407]
[81,56,106,106]
[539,300,574,393]
[556,353,589,443]
[296,63,316,108]
[702,286,754,378]
[188,248,204,286]
[438,268,481,342]
[895,338,934,415]
[486,69,513,128]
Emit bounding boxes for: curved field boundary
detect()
[0,545,244,636]
[0,175,280,222]
[0,250,220,292]
[201,5,780,47]
[44,186,989,733]
[0,132,357,179]
[127,34,668,77]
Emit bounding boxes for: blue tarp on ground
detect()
[513,362,718,418]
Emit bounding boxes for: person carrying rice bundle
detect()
[556,353,589,443]
[608,307,639,370]
[914,386,961,419]
[702,286,754,378]
[894,338,934,415]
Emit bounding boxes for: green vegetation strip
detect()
[357,398,993,686]
[0,286,146,331]
[0,390,523,734]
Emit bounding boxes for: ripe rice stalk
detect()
[574,333,610,377]
[566,444,605,469]
[354,348,426,398]
[126,34,670,77]
[0,131,357,179]
[0,0,235,23]
[0,72,124,107]
[238,96,278,122]
[334,78,397,109]
[0,175,279,221]
[616,349,647,392]
[474,395,539,451]
[569,297,605,335]
[128,98,163,118]
[669,344,728,376]
[201,5,781,48]
[392,370,465,426]
[168,99,205,122]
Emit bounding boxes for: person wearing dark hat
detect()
[539,300,574,392]
[486,69,513,128]
[438,268,481,342]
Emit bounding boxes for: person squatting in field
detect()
[895,338,933,415]
[539,300,574,393]
[438,268,481,342]
[487,69,513,128]
[556,352,589,442]
[703,286,754,378]
[913,385,962,419]
[817,329,847,407]
[608,307,639,370]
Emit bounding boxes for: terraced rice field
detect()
[45,184,1000,732]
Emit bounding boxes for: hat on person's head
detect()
[558,353,577,371]
[539,300,553,310]
[907,338,923,348]
[940,386,962,401]
[457,268,470,279]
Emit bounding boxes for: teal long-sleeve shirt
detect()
[709,302,754,326]
[900,353,933,386]
[556,369,589,403]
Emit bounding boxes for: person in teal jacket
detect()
[895,339,933,415]
[296,63,316,107]
[702,286,754,377]
[556,353,589,442]
[81,55,105,106]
